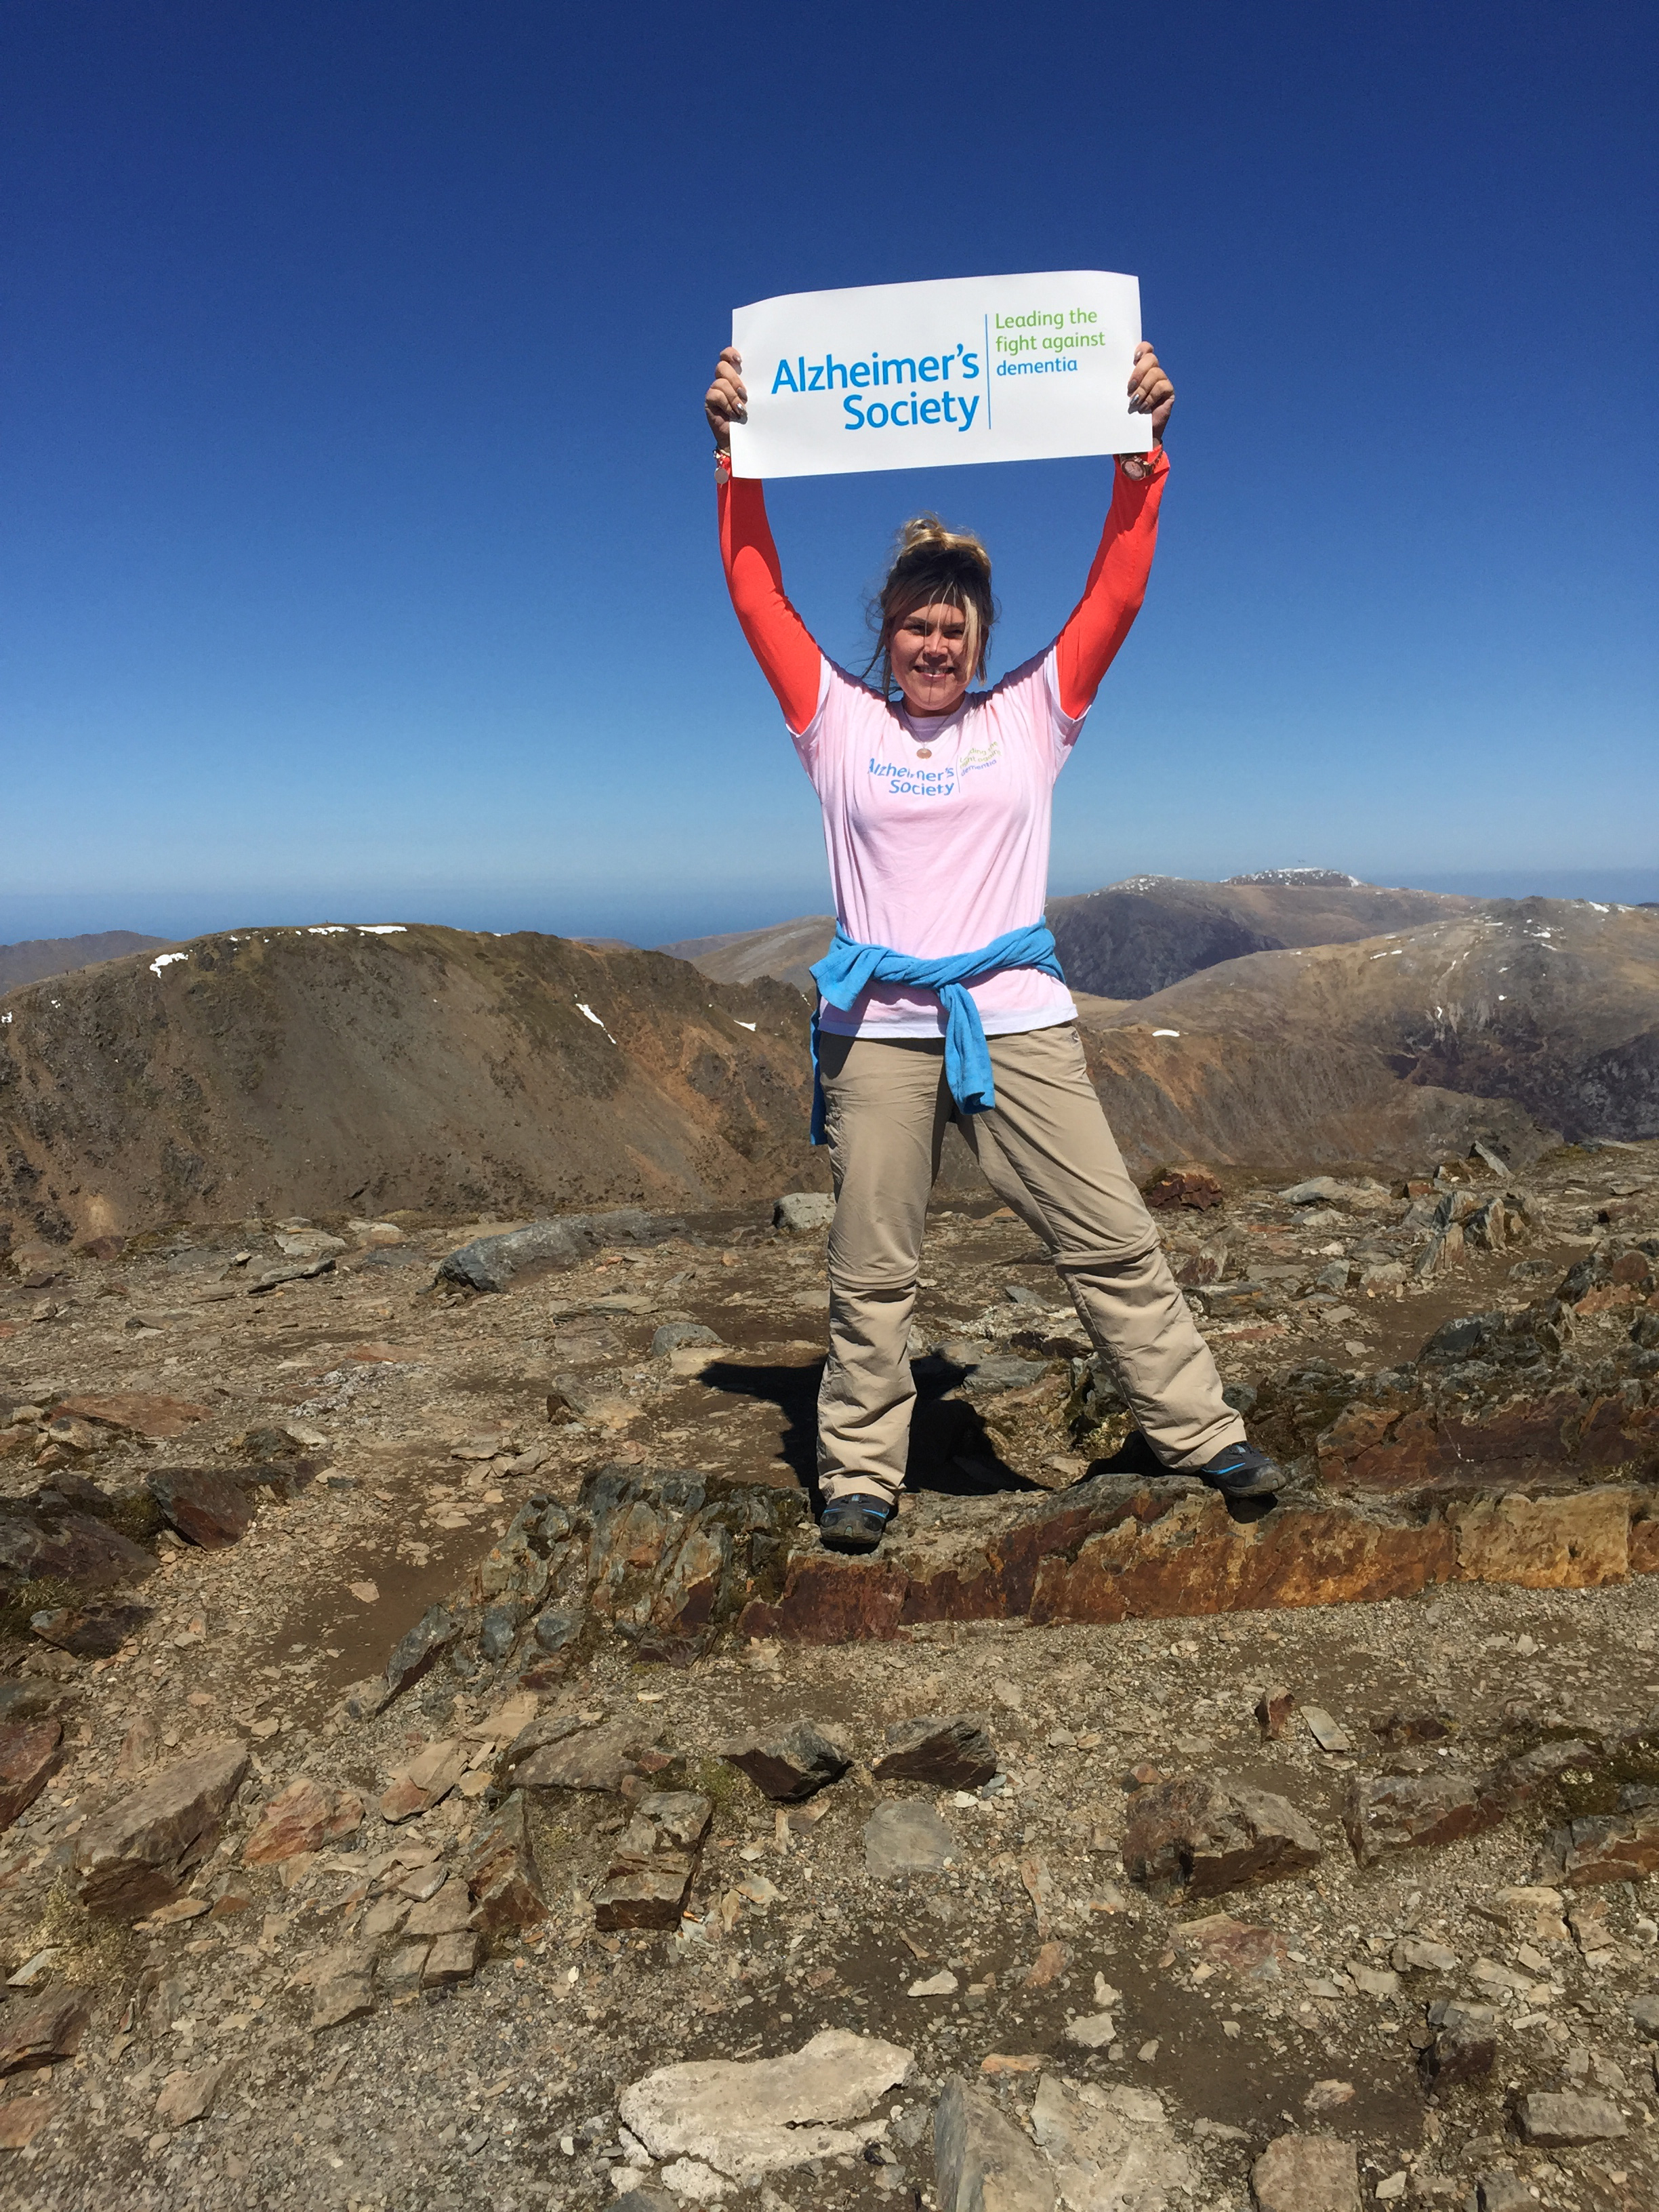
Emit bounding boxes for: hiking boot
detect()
[1193,1441,1282,1499]
[818,1494,895,1553]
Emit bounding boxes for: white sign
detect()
[728,270,1150,480]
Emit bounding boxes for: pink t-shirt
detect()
[794,649,1081,1039]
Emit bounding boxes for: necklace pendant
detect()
[916,747,932,758]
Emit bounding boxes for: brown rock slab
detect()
[1546,1808,1659,1887]
[515,1717,655,1793]
[1372,1708,1454,1746]
[722,1721,851,1803]
[0,1988,91,2075]
[405,1878,472,1939]
[146,1469,254,1548]
[0,1509,156,1592]
[1515,2090,1626,2146]
[75,1736,249,1920]
[54,1392,211,1441]
[872,1713,998,1790]
[1022,1941,1071,1988]
[1450,1488,1632,1589]
[377,1942,429,1994]
[1175,1912,1288,1980]
[377,1604,462,1710]
[1143,1164,1225,1212]
[594,1789,711,1930]
[865,1801,956,1879]
[0,2093,58,2148]
[1255,1687,1296,1740]
[464,1793,547,1933]
[1124,1776,1322,1899]
[0,1721,63,1830]
[378,1738,466,1824]
[312,1974,375,2030]
[594,1860,695,1931]
[1418,2002,1496,2090]
[1250,2132,1360,2211]
[28,1601,149,1658]
[933,2074,1057,2212]
[155,2062,226,2128]
[1343,1769,1511,1865]
[243,1776,364,1864]
[422,1931,480,1984]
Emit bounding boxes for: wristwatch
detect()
[1120,451,1159,480]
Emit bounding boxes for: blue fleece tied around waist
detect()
[808,920,1067,1145]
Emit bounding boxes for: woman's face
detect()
[890,601,973,718]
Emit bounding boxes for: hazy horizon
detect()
[1,861,1654,960]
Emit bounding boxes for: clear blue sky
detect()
[4,1,1655,948]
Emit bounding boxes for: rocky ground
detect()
[0,1136,1655,2211]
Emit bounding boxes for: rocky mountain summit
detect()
[0,1129,1655,2208]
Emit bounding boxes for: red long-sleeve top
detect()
[718,451,1168,733]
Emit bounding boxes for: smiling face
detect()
[889,600,975,718]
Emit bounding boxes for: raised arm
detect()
[1053,340,1175,720]
[708,346,822,737]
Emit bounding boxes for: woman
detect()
[706,338,1282,1552]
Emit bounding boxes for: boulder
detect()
[146,1469,255,1549]
[1515,2091,1626,2146]
[1030,2076,1195,2209]
[377,1605,461,1708]
[422,1931,480,1984]
[464,1793,548,1933]
[75,1736,249,1920]
[514,1716,657,1793]
[773,1193,835,1233]
[28,1601,149,1658]
[1343,1770,1495,1864]
[1544,1807,1659,1887]
[864,1800,956,1877]
[594,1790,711,1930]
[242,1777,363,1864]
[437,1210,663,1293]
[652,1322,723,1358]
[618,2028,912,2183]
[1250,2133,1360,2211]
[933,2074,1056,2211]
[1124,1775,1322,1898]
[52,1392,210,1440]
[873,1714,998,1790]
[0,1720,64,1829]
[1417,2001,1497,2089]
[155,2061,226,2128]
[312,1969,376,2030]
[378,1738,467,1823]
[0,1987,91,2074]
[722,1721,851,1803]
[0,1509,156,1592]
[405,1879,473,1938]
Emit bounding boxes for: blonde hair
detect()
[866,513,998,697]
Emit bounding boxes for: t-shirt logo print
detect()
[867,756,956,800]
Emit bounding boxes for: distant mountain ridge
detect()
[0,930,176,997]
[657,874,1479,1002]
[0,926,817,1243]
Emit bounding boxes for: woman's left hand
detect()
[1126,341,1174,441]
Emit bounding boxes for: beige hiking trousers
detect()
[814,1021,1244,1505]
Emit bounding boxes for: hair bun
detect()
[892,513,991,577]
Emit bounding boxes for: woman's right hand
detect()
[705,347,747,451]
